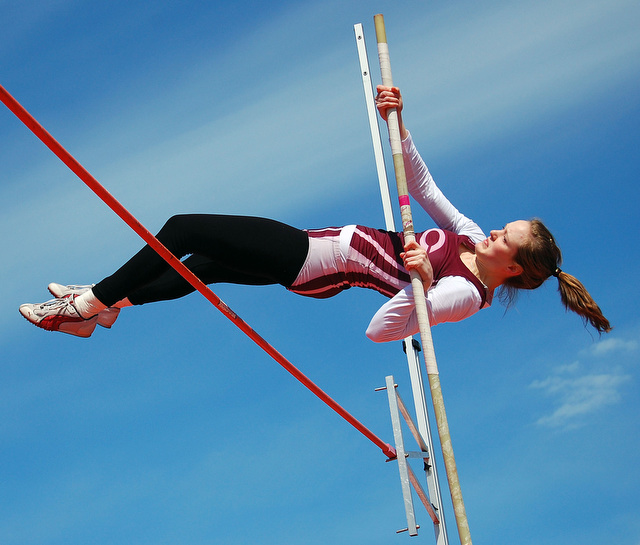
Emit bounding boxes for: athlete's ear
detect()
[507,262,523,277]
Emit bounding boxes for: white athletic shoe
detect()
[19,295,99,338]
[48,283,120,329]
[47,283,93,296]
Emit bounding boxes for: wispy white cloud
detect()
[531,332,638,428]
[589,337,639,357]
[532,367,631,428]
[402,0,640,156]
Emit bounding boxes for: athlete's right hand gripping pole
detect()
[374,14,472,545]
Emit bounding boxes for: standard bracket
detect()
[381,375,441,536]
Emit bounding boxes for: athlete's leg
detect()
[92,214,309,307]
[127,253,283,304]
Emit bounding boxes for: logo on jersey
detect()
[418,228,446,254]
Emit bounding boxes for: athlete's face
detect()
[476,220,531,277]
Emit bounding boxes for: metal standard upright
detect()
[380,375,442,536]
[354,23,449,545]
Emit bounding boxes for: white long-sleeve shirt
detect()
[365,133,491,342]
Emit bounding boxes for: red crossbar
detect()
[1,85,396,460]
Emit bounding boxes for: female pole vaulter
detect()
[19,87,611,339]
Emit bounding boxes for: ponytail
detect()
[555,270,611,333]
[499,219,611,334]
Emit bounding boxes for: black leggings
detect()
[92,215,310,307]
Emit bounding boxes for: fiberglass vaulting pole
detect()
[353,22,449,545]
[373,14,473,545]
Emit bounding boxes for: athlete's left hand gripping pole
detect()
[373,15,473,545]
[0,84,396,460]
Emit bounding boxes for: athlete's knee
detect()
[157,214,193,237]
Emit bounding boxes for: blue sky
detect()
[1,1,639,544]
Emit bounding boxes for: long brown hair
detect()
[498,219,611,333]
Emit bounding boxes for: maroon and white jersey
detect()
[290,226,488,303]
[291,131,493,342]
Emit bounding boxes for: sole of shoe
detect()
[48,315,99,338]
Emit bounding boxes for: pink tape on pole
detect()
[398,195,411,207]
[0,85,396,460]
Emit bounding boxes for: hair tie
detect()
[552,268,562,278]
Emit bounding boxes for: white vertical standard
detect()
[353,22,449,545]
[382,376,442,529]
[385,375,418,536]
